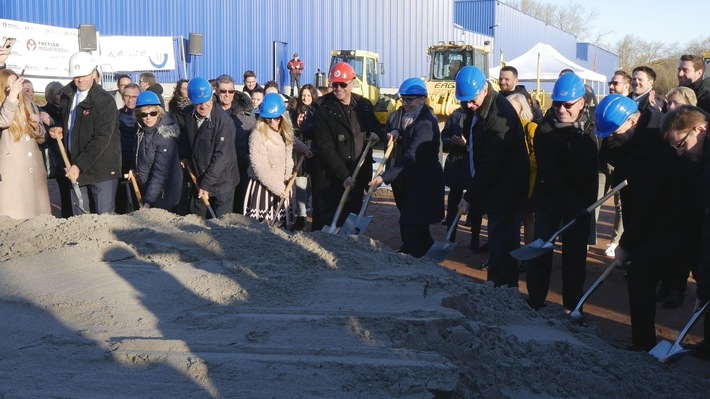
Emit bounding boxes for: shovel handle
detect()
[444,208,463,242]
[571,261,619,316]
[327,140,375,233]
[56,137,78,184]
[268,156,305,227]
[358,138,396,218]
[666,301,709,359]
[585,180,627,214]
[184,163,217,218]
[125,170,143,207]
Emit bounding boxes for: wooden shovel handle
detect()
[124,170,143,207]
[327,140,375,233]
[55,136,78,184]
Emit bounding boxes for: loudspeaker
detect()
[78,24,97,51]
[188,33,203,56]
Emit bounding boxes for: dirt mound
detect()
[0,210,706,398]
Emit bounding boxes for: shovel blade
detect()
[322,224,339,234]
[338,214,372,236]
[509,239,557,261]
[425,241,457,262]
[649,340,674,362]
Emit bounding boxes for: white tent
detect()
[490,42,606,83]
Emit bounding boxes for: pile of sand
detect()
[0,210,706,398]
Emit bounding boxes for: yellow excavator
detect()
[425,41,492,121]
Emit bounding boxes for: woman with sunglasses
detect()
[0,68,51,219]
[244,93,310,224]
[133,91,183,211]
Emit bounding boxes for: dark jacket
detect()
[691,77,710,114]
[382,106,444,224]
[118,106,138,174]
[697,136,710,301]
[59,81,121,186]
[135,115,183,210]
[629,91,666,113]
[312,92,383,194]
[599,108,665,224]
[225,102,257,173]
[461,88,529,213]
[620,134,701,267]
[178,104,239,195]
[533,109,598,218]
[440,108,472,190]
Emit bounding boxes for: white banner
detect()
[0,19,79,78]
[99,36,175,72]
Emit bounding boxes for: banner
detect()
[99,36,175,72]
[0,19,79,78]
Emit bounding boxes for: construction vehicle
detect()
[328,50,395,124]
[426,41,492,121]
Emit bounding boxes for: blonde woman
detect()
[666,86,697,111]
[0,69,50,219]
[244,93,310,224]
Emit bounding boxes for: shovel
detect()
[569,261,619,321]
[510,180,627,261]
[425,208,463,262]
[267,156,304,227]
[124,170,143,209]
[649,301,708,364]
[339,138,394,236]
[55,133,87,214]
[184,163,217,219]
[323,140,375,234]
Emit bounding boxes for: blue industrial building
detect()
[1,0,618,93]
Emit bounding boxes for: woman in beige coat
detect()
[0,69,50,219]
[244,93,309,224]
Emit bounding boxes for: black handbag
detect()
[39,141,62,179]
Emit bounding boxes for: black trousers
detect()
[71,178,118,215]
[486,210,520,288]
[445,187,482,246]
[627,261,663,351]
[191,189,234,219]
[526,207,589,310]
[400,223,434,258]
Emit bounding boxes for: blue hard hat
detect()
[455,66,487,101]
[398,77,427,97]
[187,77,213,105]
[551,73,585,102]
[594,94,638,138]
[135,91,161,107]
[259,93,286,118]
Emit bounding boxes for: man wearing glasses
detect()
[608,70,631,97]
[311,62,383,231]
[454,66,529,287]
[214,74,256,215]
[116,82,142,213]
[526,73,599,312]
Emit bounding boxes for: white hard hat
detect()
[68,51,97,78]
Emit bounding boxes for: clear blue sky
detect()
[536,0,710,47]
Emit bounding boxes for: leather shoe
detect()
[662,291,684,309]
[471,242,489,253]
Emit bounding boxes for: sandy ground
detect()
[0,183,707,398]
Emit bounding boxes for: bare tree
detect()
[615,35,670,73]
[511,0,608,46]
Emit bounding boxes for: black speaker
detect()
[78,24,97,51]
[188,33,203,56]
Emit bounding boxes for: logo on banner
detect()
[149,53,169,69]
[26,39,37,51]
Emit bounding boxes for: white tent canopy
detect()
[490,42,607,84]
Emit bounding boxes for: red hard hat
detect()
[329,62,355,83]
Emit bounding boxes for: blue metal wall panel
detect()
[0,0,489,89]
[453,0,495,36]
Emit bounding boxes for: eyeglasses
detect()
[552,98,582,109]
[670,129,693,150]
[608,81,623,86]
[264,116,282,122]
[331,82,350,89]
[123,95,138,100]
[219,89,236,94]
[401,97,422,103]
[138,111,159,118]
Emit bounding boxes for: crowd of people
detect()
[1,49,709,357]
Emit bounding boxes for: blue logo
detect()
[149,53,168,69]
